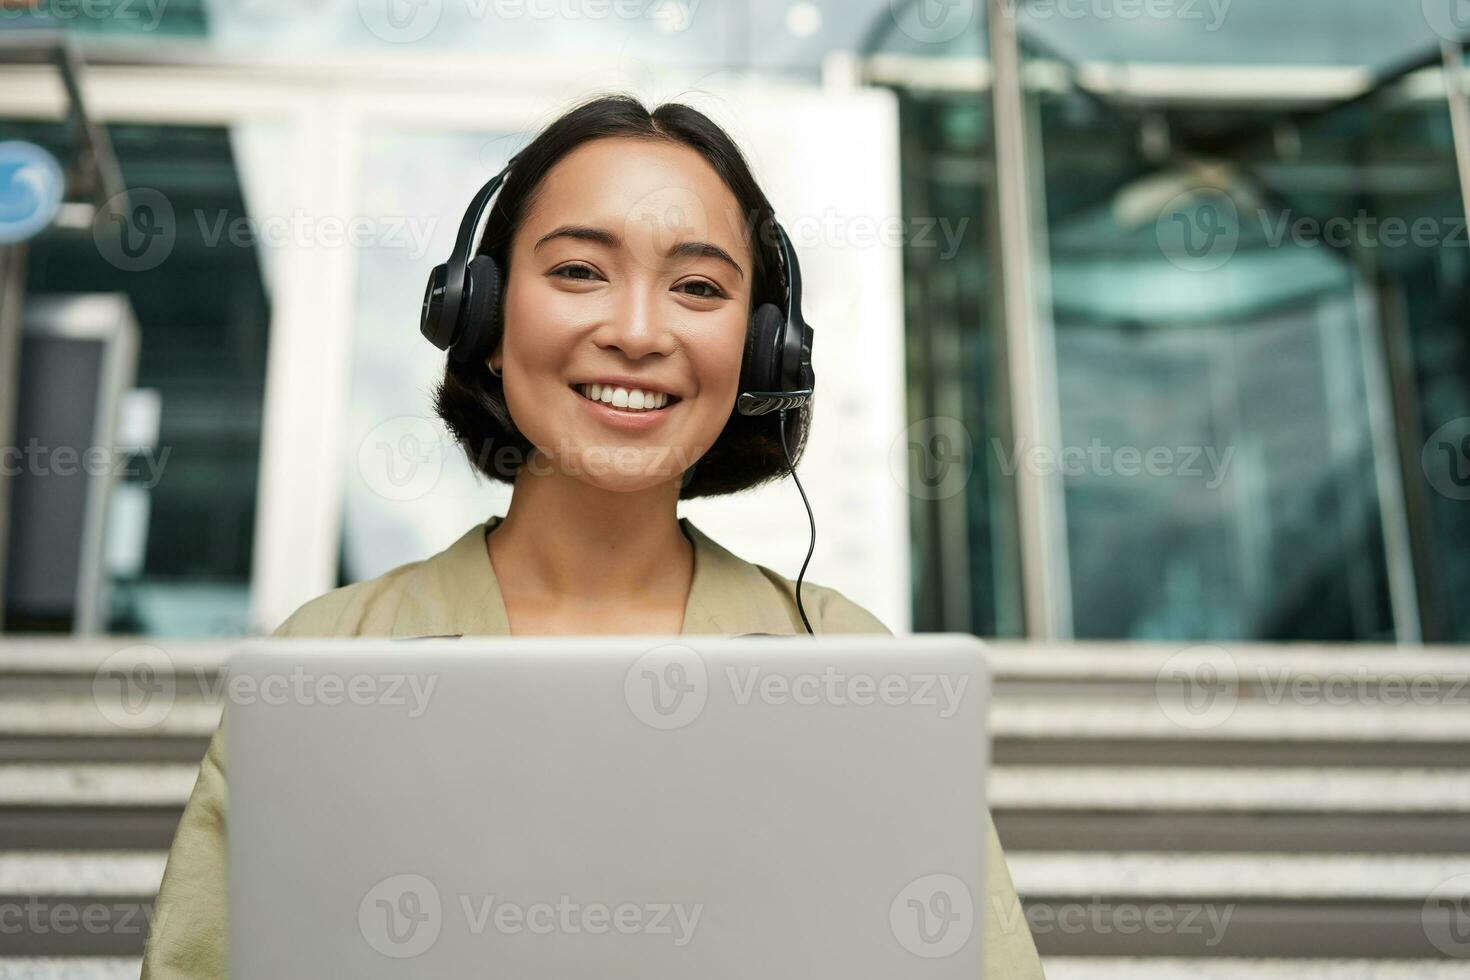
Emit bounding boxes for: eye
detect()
[551,262,601,282]
[676,279,727,300]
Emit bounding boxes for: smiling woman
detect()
[433,98,806,502]
[426,94,828,638]
[139,93,1045,979]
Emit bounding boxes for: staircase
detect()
[1,638,1467,977]
[988,641,1470,978]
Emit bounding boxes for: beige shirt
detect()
[141,515,1045,978]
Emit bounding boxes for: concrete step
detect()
[1041,959,1470,978]
[4,762,1466,811]
[6,848,1463,904]
[6,693,1468,742]
[3,849,1467,959]
[1010,852,1470,901]
[0,959,140,979]
[6,806,1467,855]
[0,959,1464,980]
[994,810,1470,854]
[1,639,1465,965]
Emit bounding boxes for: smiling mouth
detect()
[571,383,681,413]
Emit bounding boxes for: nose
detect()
[594,281,677,362]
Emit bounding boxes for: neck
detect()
[487,449,693,604]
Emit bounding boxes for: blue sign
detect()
[0,141,66,246]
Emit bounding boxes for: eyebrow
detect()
[533,224,745,281]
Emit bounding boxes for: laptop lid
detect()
[225,634,989,978]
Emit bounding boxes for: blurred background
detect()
[1,0,1469,976]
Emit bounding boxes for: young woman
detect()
[141,94,1045,978]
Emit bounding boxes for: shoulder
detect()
[272,522,499,638]
[274,520,519,639]
[751,563,894,635]
[681,517,894,636]
[270,548,444,638]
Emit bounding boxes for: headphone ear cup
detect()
[741,302,787,394]
[451,254,504,364]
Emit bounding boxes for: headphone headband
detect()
[772,220,802,330]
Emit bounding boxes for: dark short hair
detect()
[432,92,812,498]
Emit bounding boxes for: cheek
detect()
[683,315,749,427]
[496,285,580,443]
[501,285,596,400]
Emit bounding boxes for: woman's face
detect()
[496,136,752,494]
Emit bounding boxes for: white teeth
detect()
[576,384,671,412]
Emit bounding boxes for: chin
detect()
[542,442,690,493]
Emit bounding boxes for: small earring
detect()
[487,359,503,378]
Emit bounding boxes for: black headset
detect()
[420,152,815,418]
[419,151,820,634]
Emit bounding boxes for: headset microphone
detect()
[421,154,819,634]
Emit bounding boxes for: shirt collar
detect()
[389,515,801,638]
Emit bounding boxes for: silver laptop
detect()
[225,634,990,978]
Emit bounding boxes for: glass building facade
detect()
[2,0,1467,643]
[869,1,1470,642]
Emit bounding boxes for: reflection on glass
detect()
[1026,47,1470,641]
[8,122,269,635]
[866,3,1470,641]
[858,22,1023,637]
